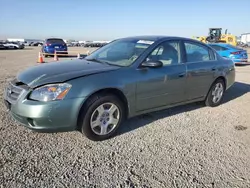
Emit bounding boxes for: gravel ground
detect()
[0,47,250,188]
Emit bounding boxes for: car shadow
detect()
[20,48,34,50]
[222,81,250,103]
[235,64,250,67]
[116,81,250,137]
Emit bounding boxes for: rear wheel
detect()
[205,79,225,107]
[79,93,125,141]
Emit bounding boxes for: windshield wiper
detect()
[85,58,107,64]
[85,58,123,67]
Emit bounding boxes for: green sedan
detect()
[3,36,235,141]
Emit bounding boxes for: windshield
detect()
[85,39,155,67]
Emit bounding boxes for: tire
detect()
[79,93,125,141]
[205,78,225,107]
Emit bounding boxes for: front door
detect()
[136,40,187,112]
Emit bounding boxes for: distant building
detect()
[7,38,43,43]
[7,38,25,42]
[64,39,79,43]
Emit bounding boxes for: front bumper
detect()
[3,86,85,133]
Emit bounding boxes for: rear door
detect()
[183,40,218,101]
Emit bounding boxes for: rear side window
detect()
[184,41,212,62]
[46,38,65,44]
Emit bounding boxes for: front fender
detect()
[65,69,137,116]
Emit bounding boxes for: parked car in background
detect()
[240,42,250,48]
[30,42,43,46]
[0,42,7,49]
[9,42,25,49]
[3,36,235,141]
[0,41,24,49]
[84,42,108,48]
[42,38,68,57]
[28,42,35,46]
[208,43,248,64]
[237,42,246,47]
[66,43,73,47]
[23,41,32,46]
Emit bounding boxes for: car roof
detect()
[117,35,197,42]
[45,38,64,40]
[208,43,230,47]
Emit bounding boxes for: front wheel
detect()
[205,79,225,107]
[79,94,125,141]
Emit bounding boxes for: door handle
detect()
[211,67,216,71]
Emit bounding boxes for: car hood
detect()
[17,59,120,88]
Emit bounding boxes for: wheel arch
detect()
[206,75,227,99]
[210,76,227,91]
[77,87,129,129]
[92,88,129,117]
[215,76,227,88]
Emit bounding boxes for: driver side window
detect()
[146,41,181,66]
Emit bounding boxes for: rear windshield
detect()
[46,38,65,44]
[226,44,242,50]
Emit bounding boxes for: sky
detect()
[1,0,250,41]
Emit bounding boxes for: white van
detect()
[241,33,250,44]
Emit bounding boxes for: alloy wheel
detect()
[211,83,224,103]
[90,102,120,136]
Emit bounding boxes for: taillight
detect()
[45,43,51,46]
[230,51,241,55]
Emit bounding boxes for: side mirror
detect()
[141,60,163,68]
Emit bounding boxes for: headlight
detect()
[29,83,72,102]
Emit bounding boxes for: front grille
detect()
[4,79,29,104]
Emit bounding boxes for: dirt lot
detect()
[0,47,250,188]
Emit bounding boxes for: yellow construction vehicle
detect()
[193,28,237,46]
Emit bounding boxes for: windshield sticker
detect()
[137,40,154,45]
